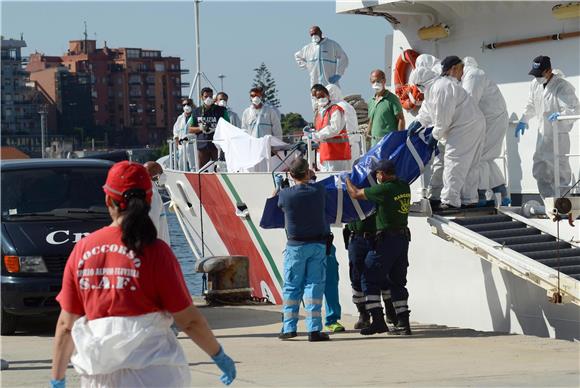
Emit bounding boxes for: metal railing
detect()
[554,115,580,198]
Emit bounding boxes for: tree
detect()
[252,62,281,108]
[281,112,307,135]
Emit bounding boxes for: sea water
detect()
[168,211,203,295]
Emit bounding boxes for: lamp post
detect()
[218,74,226,92]
[38,104,48,158]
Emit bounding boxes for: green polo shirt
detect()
[367,90,403,146]
[364,179,410,231]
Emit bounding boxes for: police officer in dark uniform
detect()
[346,159,412,336]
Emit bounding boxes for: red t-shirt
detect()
[57,226,192,320]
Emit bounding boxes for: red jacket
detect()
[314,104,351,162]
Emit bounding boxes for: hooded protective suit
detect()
[462,57,509,192]
[520,71,580,198]
[414,54,442,74]
[416,73,486,207]
[295,37,349,87]
[327,84,362,161]
[241,103,283,139]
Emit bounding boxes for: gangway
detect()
[427,208,580,306]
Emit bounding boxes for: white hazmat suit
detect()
[241,103,283,139]
[462,57,509,194]
[413,70,486,208]
[295,37,349,87]
[415,54,442,74]
[327,84,362,161]
[313,101,351,172]
[172,113,196,171]
[520,71,579,198]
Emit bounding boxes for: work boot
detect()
[354,303,370,330]
[383,299,398,326]
[278,331,297,340]
[308,331,330,342]
[391,312,412,336]
[360,308,388,336]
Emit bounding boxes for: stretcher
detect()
[259,128,438,229]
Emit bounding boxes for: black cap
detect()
[373,159,396,175]
[528,56,551,77]
[440,55,462,75]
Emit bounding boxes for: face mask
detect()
[183,105,192,114]
[311,35,321,44]
[217,100,227,107]
[371,82,384,91]
[251,96,262,106]
[536,76,547,84]
[203,97,213,106]
[317,97,329,108]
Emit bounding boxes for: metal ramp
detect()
[427,208,580,305]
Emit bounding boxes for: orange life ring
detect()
[393,49,423,111]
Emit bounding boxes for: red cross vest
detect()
[314,104,351,163]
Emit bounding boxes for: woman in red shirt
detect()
[50,161,235,387]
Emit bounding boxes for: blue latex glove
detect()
[50,379,65,388]
[274,174,284,190]
[328,74,341,84]
[514,121,528,137]
[548,112,560,122]
[407,120,423,137]
[426,134,438,148]
[212,346,236,385]
[302,125,315,140]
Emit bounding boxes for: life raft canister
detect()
[394,49,424,111]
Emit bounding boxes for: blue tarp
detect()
[259,128,437,229]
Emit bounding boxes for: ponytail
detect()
[115,189,157,254]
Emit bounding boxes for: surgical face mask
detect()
[251,96,262,106]
[535,76,547,84]
[311,35,321,44]
[183,105,192,114]
[317,97,329,108]
[217,99,227,107]
[203,97,213,106]
[371,81,384,91]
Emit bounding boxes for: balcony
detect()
[180,82,190,88]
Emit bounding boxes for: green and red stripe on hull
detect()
[186,173,283,303]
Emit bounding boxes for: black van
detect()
[1,159,113,334]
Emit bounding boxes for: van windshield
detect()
[1,167,110,219]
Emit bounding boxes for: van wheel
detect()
[1,309,17,335]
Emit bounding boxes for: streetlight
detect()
[218,74,226,92]
[38,104,48,158]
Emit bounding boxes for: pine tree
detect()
[252,62,281,108]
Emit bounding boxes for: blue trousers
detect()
[282,243,327,333]
[362,233,409,313]
[324,245,341,325]
[348,236,371,305]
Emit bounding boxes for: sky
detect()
[1,0,392,119]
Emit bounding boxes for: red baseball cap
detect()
[103,161,152,207]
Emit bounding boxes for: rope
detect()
[561,177,580,198]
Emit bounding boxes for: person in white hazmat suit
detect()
[173,98,196,171]
[144,161,171,245]
[462,57,510,206]
[241,87,283,139]
[327,84,362,161]
[414,54,442,74]
[295,25,348,110]
[408,56,485,209]
[515,55,580,199]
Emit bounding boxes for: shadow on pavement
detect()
[199,305,281,330]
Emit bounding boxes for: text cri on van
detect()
[46,230,90,245]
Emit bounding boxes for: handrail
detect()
[553,115,579,197]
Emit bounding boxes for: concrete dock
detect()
[1,304,579,387]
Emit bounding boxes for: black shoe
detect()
[383,299,399,326]
[360,308,389,335]
[308,331,330,342]
[354,303,371,330]
[278,331,297,340]
[429,199,441,211]
[391,312,412,336]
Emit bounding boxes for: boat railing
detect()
[554,115,580,197]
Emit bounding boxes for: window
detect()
[126,49,140,58]
[154,63,165,72]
